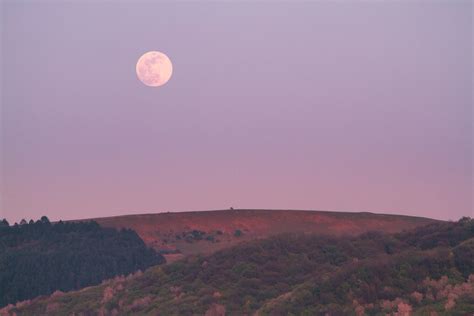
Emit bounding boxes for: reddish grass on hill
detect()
[90,209,438,260]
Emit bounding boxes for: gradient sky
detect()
[1,1,472,223]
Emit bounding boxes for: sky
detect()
[1,1,472,223]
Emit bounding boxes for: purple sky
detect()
[1,1,472,223]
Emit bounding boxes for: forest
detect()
[0,217,165,308]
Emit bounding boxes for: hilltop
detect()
[90,209,437,260]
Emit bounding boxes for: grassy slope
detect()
[90,209,437,259]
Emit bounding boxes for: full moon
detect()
[136,51,173,87]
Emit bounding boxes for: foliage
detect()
[0,217,165,308]
[175,230,223,243]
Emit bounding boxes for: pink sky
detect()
[1,1,472,223]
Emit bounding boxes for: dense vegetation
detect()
[0,217,165,308]
[2,218,473,315]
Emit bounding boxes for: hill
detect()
[91,209,437,260]
[0,218,165,308]
[5,218,473,315]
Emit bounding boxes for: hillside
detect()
[91,209,437,260]
[4,218,473,315]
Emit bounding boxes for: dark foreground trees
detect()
[0,218,165,307]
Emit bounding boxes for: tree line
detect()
[0,216,165,307]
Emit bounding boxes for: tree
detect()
[0,219,165,307]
